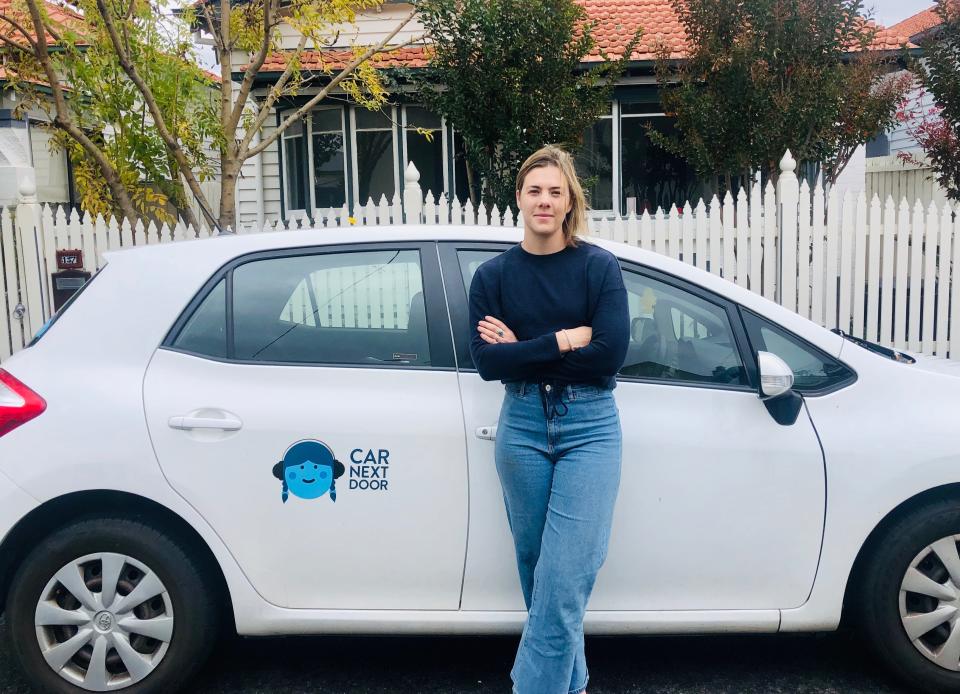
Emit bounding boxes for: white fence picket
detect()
[852,193,868,338]
[936,204,953,357]
[909,201,925,353]
[866,195,882,343]
[894,200,911,350]
[922,202,939,355]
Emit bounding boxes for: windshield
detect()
[831,328,916,364]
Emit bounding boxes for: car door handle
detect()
[475,425,497,440]
[168,415,243,431]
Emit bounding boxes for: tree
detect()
[651,0,909,196]
[415,0,641,212]
[1,0,422,229]
[900,0,960,201]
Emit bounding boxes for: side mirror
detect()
[757,351,794,399]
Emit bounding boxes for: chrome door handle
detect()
[475,425,497,441]
[168,415,243,431]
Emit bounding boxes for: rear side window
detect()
[172,279,226,358]
[169,249,431,367]
[741,310,855,394]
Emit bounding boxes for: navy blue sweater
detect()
[468,240,630,389]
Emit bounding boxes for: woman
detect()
[468,145,630,694]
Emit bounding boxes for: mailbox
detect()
[52,269,90,312]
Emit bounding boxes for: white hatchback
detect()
[2,226,960,693]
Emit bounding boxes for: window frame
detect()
[162,241,455,370]
[350,104,399,208]
[739,307,857,397]
[308,106,349,217]
[401,105,449,199]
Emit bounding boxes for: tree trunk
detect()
[219,165,238,231]
[465,159,478,208]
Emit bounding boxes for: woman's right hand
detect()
[556,326,592,353]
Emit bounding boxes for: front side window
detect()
[620,270,747,386]
[742,310,855,394]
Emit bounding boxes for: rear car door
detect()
[440,242,827,611]
[143,242,469,609]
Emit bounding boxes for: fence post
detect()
[14,174,49,335]
[777,150,799,311]
[403,162,423,224]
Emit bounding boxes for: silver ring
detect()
[496,329,504,337]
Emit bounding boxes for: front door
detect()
[441,243,825,611]
[143,243,469,610]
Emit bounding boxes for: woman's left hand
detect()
[478,316,517,344]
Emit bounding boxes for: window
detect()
[405,106,445,199]
[311,109,347,210]
[574,113,613,212]
[232,250,430,366]
[619,270,747,386]
[171,279,227,358]
[619,110,700,215]
[354,108,396,204]
[742,310,855,394]
[457,249,500,294]
[283,120,309,212]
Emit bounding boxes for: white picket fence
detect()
[2,151,959,363]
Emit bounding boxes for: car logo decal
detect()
[272,440,344,503]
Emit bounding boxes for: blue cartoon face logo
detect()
[272,440,345,503]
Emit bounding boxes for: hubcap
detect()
[900,535,960,671]
[33,552,174,691]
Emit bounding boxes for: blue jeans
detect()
[495,380,623,694]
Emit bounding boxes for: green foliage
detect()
[907,0,960,201]
[652,0,908,192]
[415,0,640,211]
[1,0,217,221]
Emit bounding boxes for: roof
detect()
[0,0,86,47]
[889,6,941,40]
[252,0,914,74]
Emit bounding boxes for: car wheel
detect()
[858,500,960,693]
[5,516,218,693]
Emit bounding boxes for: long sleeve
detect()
[469,267,562,381]
[537,256,629,381]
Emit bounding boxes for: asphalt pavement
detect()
[0,614,918,694]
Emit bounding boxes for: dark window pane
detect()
[355,108,392,129]
[173,279,226,358]
[357,130,395,203]
[313,132,346,209]
[284,121,308,210]
[620,271,746,386]
[406,111,444,198]
[313,108,342,132]
[620,101,661,115]
[233,250,430,366]
[574,119,613,210]
[452,132,475,205]
[742,311,854,393]
[621,116,699,214]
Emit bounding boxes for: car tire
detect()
[4,516,219,693]
[857,500,960,694]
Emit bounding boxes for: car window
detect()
[620,271,747,386]
[233,249,429,365]
[172,278,227,358]
[458,249,501,295]
[742,310,854,393]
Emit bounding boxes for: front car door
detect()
[143,242,469,610]
[441,241,828,611]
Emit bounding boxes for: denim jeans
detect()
[495,380,623,694]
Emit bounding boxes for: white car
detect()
[1,226,959,693]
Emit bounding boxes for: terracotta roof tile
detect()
[0,0,87,46]
[889,6,941,39]
[257,0,914,73]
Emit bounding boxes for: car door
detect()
[143,242,469,610]
[441,242,826,611]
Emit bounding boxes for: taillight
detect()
[0,369,46,438]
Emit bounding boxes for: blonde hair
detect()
[515,145,589,247]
